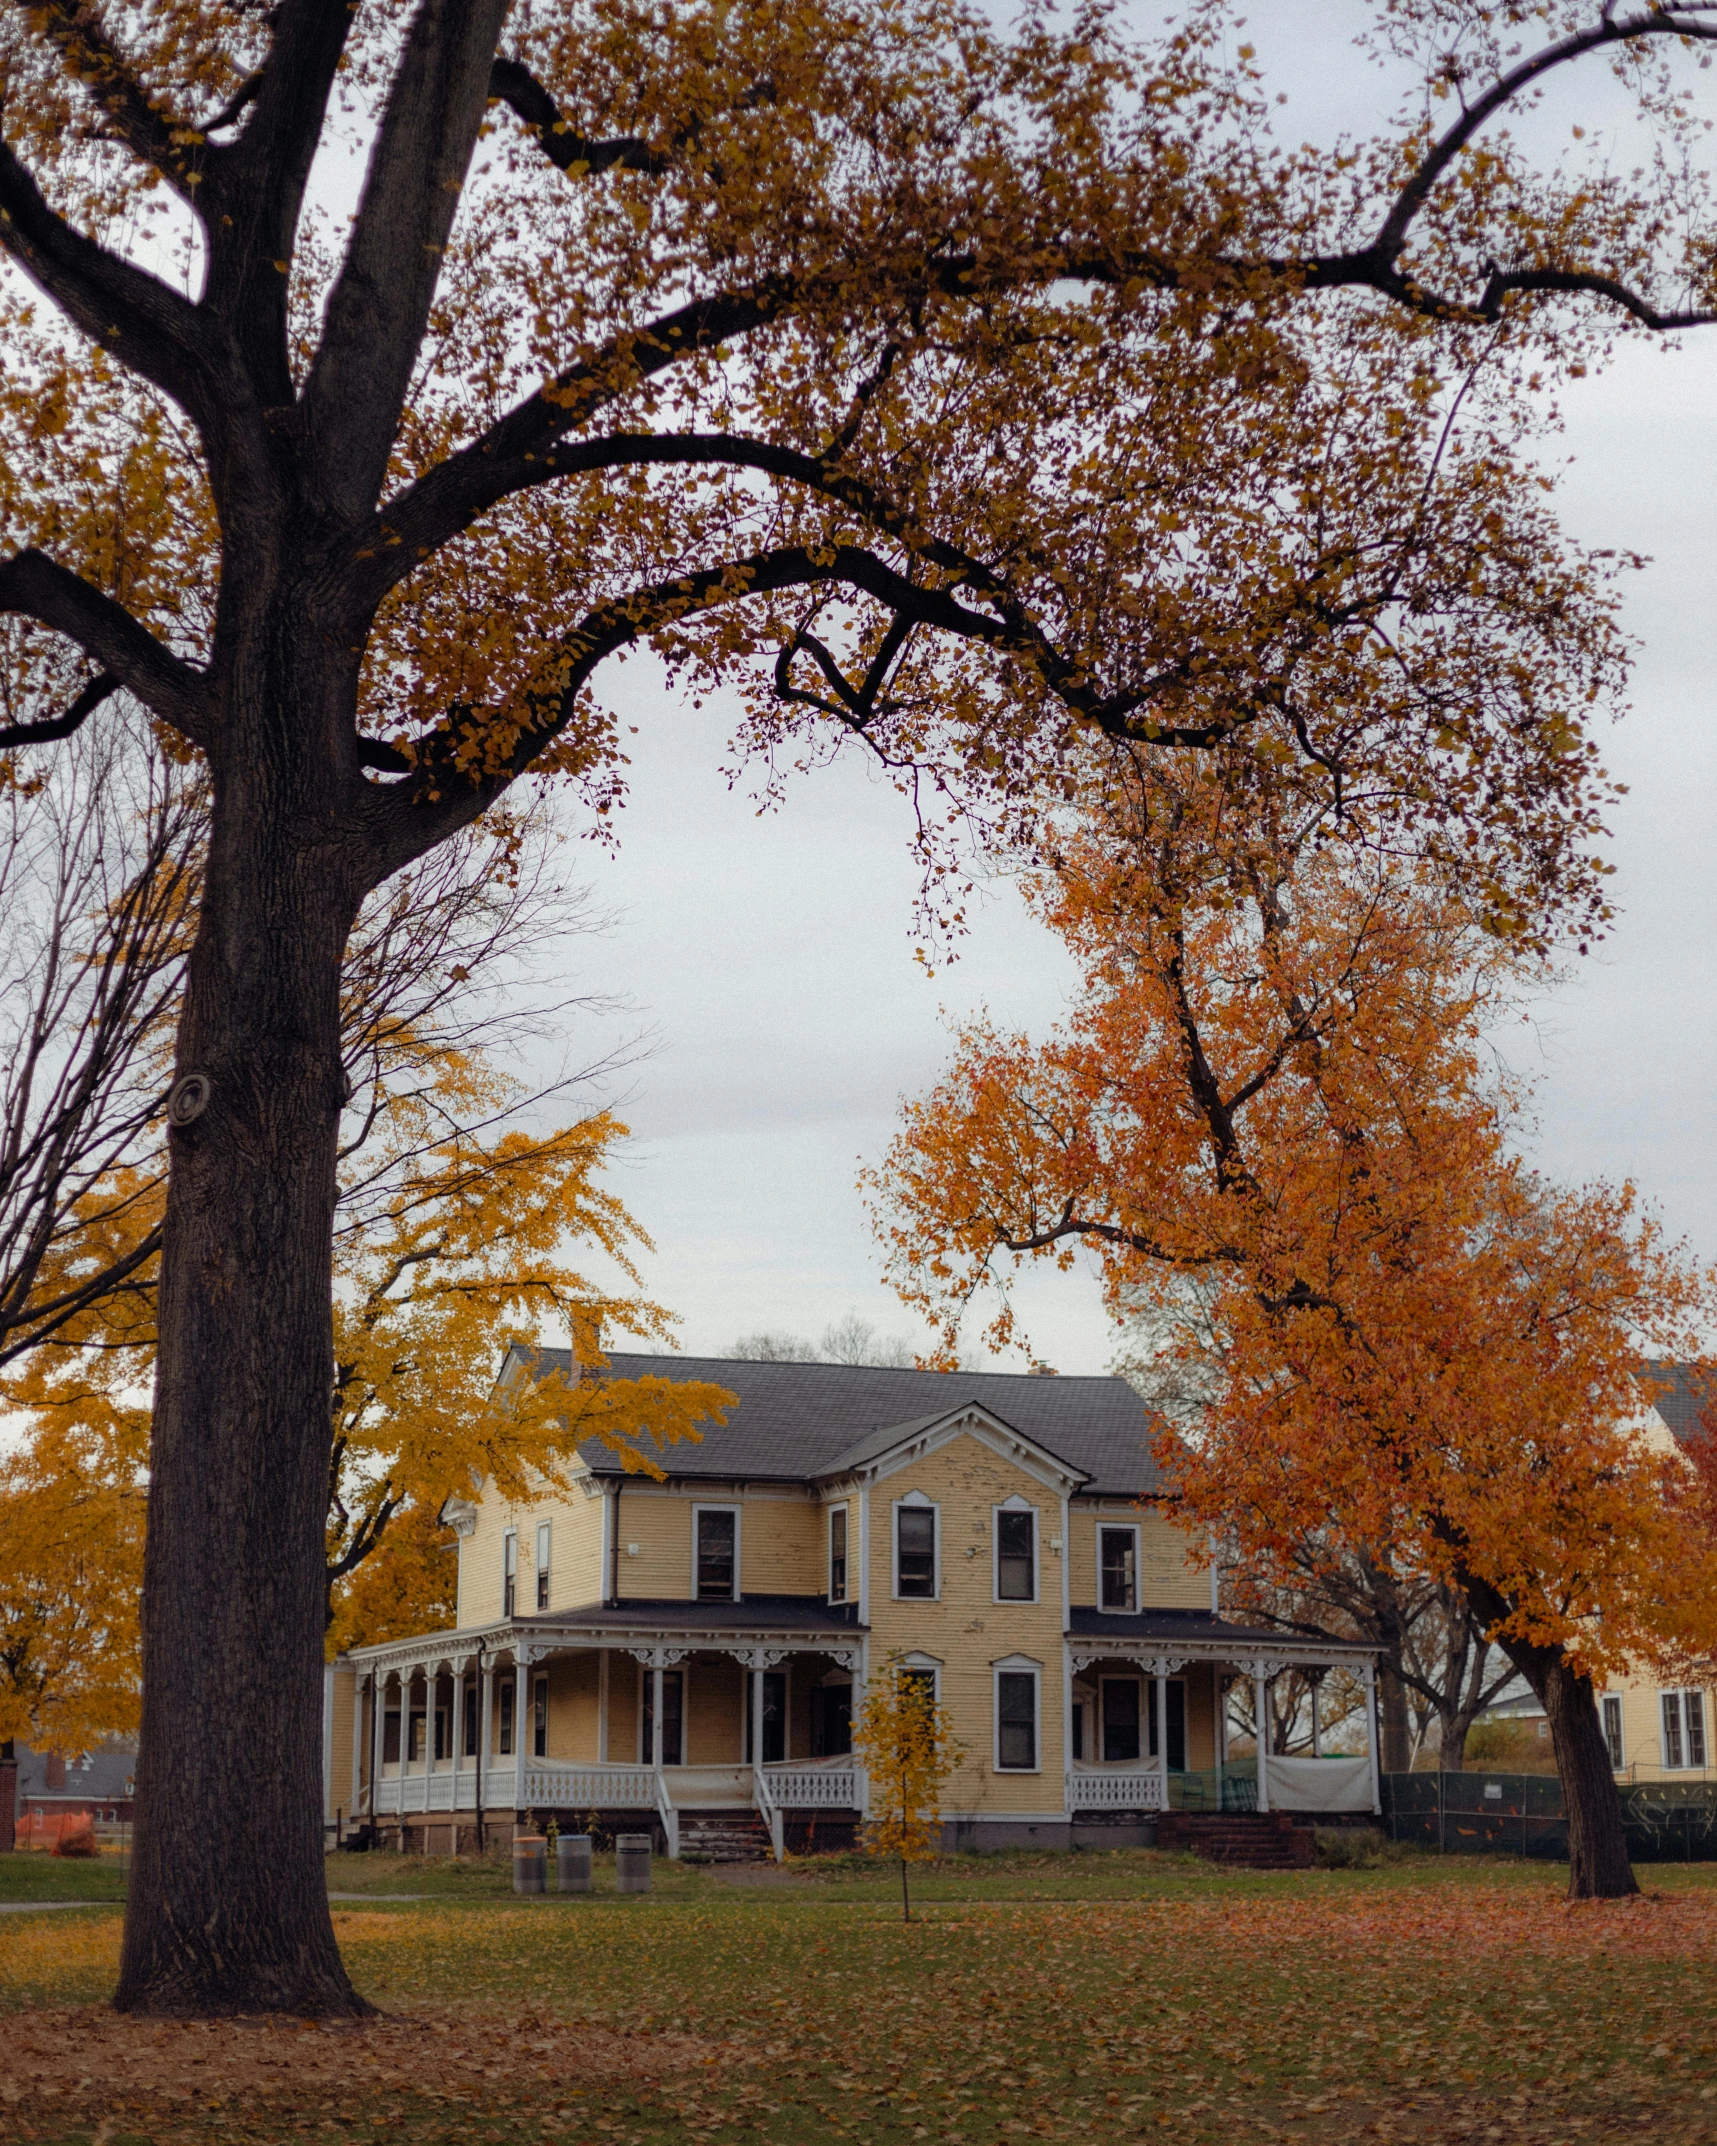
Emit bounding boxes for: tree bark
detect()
[113,625,375,2015]
[1454,1569,1637,1901]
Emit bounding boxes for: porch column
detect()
[350,1671,364,1822]
[1155,1675,1169,1809]
[597,1648,609,1763]
[1364,1658,1382,1815]
[1254,1671,1270,1813]
[651,1664,664,1772]
[451,1662,465,1828]
[479,1659,494,1829]
[516,1661,528,1797]
[1310,1673,1322,1760]
[751,1667,765,1768]
[420,1670,435,1831]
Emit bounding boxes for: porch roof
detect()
[519,1593,865,1637]
[1066,1606,1377,1666]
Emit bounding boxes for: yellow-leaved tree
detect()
[852,1654,964,1922]
[0,1388,147,1758]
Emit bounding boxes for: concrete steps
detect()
[1156,1812,1316,1869]
[678,1809,774,1864]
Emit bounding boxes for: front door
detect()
[746,1671,787,1763]
[642,1670,684,1765]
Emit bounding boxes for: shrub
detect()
[52,1826,100,1859]
[1313,1827,1392,1869]
[1462,1719,1558,1774]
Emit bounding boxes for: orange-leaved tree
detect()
[5,0,1716,2012]
[0,1381,147,1760]
[852,1654,964,1923]
[874,750,1717,1899]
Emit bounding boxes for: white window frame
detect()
[691,1502,742,1602]
[992,1498,1039,1605]
[892,1491,940,1602]
[1601,1693,1624,1773]
[535,1520,552,1612]
[1097,1522,1141,1614]
[502,1528,518,1619]
[1661,1687,1708,1771]
[992,1656,1042,1774]
[897,1650,943,1702]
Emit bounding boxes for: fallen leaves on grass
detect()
[0,2000,721,2136]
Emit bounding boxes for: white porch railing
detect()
[520,1764,656,1811]
[366,1755,861,1823]
[1066,1770,1167,1812]
[654,1772,680,1857]
[754,1769,784,1862]
[765,1763,860,1810]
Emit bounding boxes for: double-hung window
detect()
[1663,1689,1708,1770]
[1601,1694,1624,1772]
[895,1500,937,1598]
[1099,1526,1138,1613]
[995,1665,1039,1771]
[828,1506,849,1603]
[502,1530,517,1619]
[995,1507,1036,1602]
[536,1521,552,1611]
[696,1507,739,1600]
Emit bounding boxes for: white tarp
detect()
[1260,1753,1375,1812]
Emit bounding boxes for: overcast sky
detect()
[512,16,1717,1375]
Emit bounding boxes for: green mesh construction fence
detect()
[1380,1772,1717,1860]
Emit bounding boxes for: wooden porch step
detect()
[678,1808,774,1865]
[1156,1813,1315,1870]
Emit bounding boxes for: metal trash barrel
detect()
[556,1832,593,1893]
[615,1831,652,1894]
[512,1834,547,1895]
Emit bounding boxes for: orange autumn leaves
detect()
[874,752,1717,1688]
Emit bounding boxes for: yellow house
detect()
[331,1353,1381,1856]
[1591,1364,1716,1787]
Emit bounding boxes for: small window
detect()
[1688,1691,1708,1770]
[997,1670,1038,1771]
[463,1682,478,1758]
[1099,1527,1137,1613]
[499,1679,515,1757]
[533,1674,548,1759]
[829,1506,849,1602]
[896,1503,937,1598]
[502,1530,517,1619]
[1663,1691,1685,1770]
[536,1521,552,1612]
[696,1508,739,1600]
[996,1508,1036,1601]
[1102,1678,1141,1763]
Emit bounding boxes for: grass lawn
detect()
[2,1848,1715,2144]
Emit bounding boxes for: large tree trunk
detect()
[1537,1651,1637,1901]
[1455,1569,1636,1901]
[114,631,374,2015]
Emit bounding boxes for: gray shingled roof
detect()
[512,1349,1173,1497]
[1637,1361,1712,1446]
